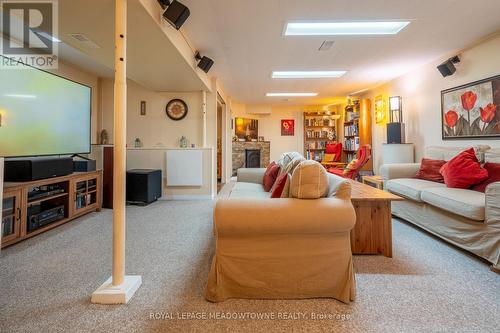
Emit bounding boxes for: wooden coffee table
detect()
[348,179,403,257]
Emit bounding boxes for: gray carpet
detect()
[1,199,499,333]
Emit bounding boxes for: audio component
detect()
[27,205,65,232]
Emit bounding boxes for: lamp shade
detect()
[389,96,402,123]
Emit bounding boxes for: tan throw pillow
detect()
[323,153,336,162]
[290,160,329,199]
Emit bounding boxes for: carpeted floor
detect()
[1,198,499,332]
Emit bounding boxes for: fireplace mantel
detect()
[232,141,270,176]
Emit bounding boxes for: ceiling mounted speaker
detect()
[162,0,190,30]
[437,55,460,77]
[195,52,214,73]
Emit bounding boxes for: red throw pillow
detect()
[271,173,288,198]
[439,148,489,189]
[263,162,280,192]
[415,158,446,183]
[471,163,500,192]
[325,143,337,154]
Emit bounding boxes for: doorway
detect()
[216,95,226,193]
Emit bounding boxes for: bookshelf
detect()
[342,99,372,171]
[303,111,341,162]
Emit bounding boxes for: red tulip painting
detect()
[442,75,500,139]
[281,119,295,136]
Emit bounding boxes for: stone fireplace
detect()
[232,141,270,176]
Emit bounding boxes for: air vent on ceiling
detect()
[318,40,334,51]
[67,33,101,49]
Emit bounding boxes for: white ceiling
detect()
[181,0,500,105]
[55,0,209,91]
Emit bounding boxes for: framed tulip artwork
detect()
[281,119,295,136]
[441,75,500,139]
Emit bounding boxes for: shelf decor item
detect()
[281,119,295,136]
[441,75,500,139]
[166,99,188,121]
[374,95,387,124]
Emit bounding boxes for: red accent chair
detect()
[328,145,372,180]
[320,142,344,168]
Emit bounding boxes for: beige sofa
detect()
[381,146,500,271]
[205,153,357,303]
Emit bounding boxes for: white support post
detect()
[202,91,207,148]
[91,0,141,304]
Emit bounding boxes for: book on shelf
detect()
[344,123,359,136]
[305,129,336,139]
[306,150,324,162]
[304,117,336,127]
[343,137,360,151]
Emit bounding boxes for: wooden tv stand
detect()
[1,170,102,248]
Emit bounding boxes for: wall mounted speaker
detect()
[437,56,460,77]
[195,52,214,73]
[387,123,406,144]
[162,0,190,30]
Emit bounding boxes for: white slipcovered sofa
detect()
[205,152,357,303]
[381,146,500,271]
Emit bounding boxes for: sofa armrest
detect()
[380,163,420,180]
[485,181,500,226]
[214,198,356,237]
[236,168,266,184]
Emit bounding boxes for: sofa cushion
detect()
[439,148,488,189]
[263,162,280,192]
[232,182,265,193]
[290,160,329,199]
[386,178,445,202]
[229,190,271,199]
[415,158,446,183]
[421,187,485,221]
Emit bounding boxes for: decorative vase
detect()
[179,136,188,148]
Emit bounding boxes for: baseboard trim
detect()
[160,195,213,201]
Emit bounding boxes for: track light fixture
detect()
[158,0,190,30]
[195,52,214,73]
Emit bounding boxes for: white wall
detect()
[231,103,305,162]
[362,34,500,173]
[100,78,216,198]
[101,79,203,148]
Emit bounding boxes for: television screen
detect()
[0,59,91,158]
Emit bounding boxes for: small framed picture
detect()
[281,119,295,136]
[258,136,264,142]
[140,101,146,115]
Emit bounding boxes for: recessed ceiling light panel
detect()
[285,21,410,36]
[272,71,347,79]
[266,92,318,97]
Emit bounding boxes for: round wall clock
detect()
[166,99,188,121]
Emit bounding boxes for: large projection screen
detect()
[0,62,91,158]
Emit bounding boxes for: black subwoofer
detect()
[387,123,406,144]
[126,169,162,205]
